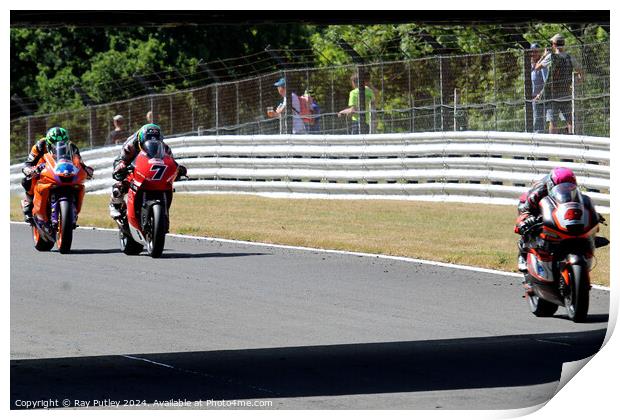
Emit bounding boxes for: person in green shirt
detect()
[338,74,375,134]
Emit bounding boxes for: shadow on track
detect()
[10,329,606,409]
[160,252,268,259]
[553,313,609,324]
[62,249,121,255]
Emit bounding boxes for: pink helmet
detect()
[550,167,577,186]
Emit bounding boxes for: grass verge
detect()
[10,193,610,286]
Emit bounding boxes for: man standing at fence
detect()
[267,78,306,134]
[106,114,129,145]
[534,34,582,134]
[338,74,375,135]
[530,44,548,133]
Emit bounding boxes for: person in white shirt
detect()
[266,77,306,134]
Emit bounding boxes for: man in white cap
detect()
[534,33,582,134]
[106,114,129,145]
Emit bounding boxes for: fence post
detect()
[27,116,32,151]
[439,56,444,131]
[128,104,132,132]
[571,71,576,135]
[258,76,263,134]
[493,52,498,130]
[453,88,457,131]
[191,91,196,133]
[88,107,94,149]
[236,81,240,127]
[408,61,413,133]
[357,66,365,134]
[523,48,533,132]
[169,96,174,134]
[215,84,219,136]
[331,72,335,134]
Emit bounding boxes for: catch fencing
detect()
[9,132,610,212]
[10,43,610,164]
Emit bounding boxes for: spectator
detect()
[338,74,375,134]
[146,110,155,124]
[530,43,548,133]
[534,33,582,134]
[266,77,306,134]
[302,88,321,133]
[106,114,129,145]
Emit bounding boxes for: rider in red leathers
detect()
[514,167,578,272]
[108,123,186,219]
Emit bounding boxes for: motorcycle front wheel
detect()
[564,264,589,323]
[57,200,73,254]
[146,203,166,258]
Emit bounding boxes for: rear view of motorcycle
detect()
[520,183,609,322]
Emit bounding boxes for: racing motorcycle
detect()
[114,140,181,258]
[520,182,608,322]
[28,140,88,254]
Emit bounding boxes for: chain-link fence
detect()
[10,43,609,163]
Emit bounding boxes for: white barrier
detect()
[9,131,610,211]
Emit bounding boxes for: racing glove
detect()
[113,161,129,181]
[175,165,188,180]
[22,166,36,178]
[518,216,540,236]
[83,165,94,180]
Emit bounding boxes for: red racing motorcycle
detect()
[520,183,608,322]
[115,140,181,258]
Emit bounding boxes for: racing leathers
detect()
[514,174,553,271]
[21,139,93,223]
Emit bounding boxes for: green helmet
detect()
[137,123,163,146]
[45,127,69,150]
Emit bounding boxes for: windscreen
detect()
[550,182,581,204]
[52,140,74,162]
[142,140,166,159]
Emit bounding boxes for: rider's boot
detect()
[22,194,34,225]
[109,182,125,220]
[517,238,528,273]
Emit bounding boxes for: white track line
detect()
[10,221,610,291]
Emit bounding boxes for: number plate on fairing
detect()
[554,202,588,230]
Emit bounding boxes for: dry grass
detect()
[10,193,610,286]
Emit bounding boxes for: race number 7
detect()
[150,164,167,180]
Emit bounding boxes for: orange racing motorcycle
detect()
[28,140,89,253]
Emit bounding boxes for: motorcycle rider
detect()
[21,127,94,224]
[108,123,187,219]
[514,167,578,272]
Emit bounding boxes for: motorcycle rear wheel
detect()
[119,228,143,255]
[527,293,558,317]
[564,264,589,323]
[57,200,73,254]
[32,225,54,251]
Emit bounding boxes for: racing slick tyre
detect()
[146,203,166,258]
[564,264,589,323]
[32,225,54,251]
[57,200,74,254]
[119,228,143,255]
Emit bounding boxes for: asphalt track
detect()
[10,223,610,410]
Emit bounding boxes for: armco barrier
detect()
[9,132,610,211]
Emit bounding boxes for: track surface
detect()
[10,223,609,409]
